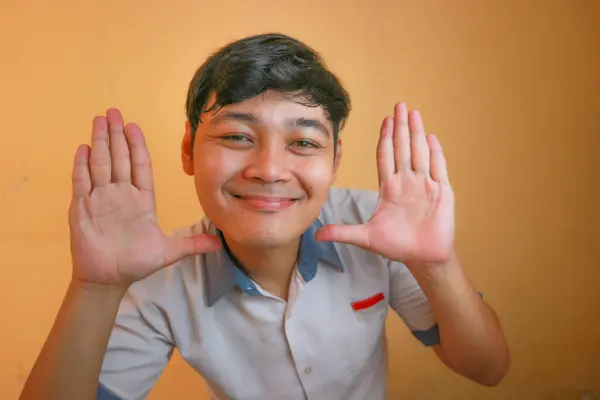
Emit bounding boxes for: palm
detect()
[68,109,221,287]
[69,184,166,285]
[316,102,455,265]
[364,172,454,264]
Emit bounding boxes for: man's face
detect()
[182,91,342,248]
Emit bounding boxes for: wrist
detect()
[67,279,129,303]
[405,252,459,282]
[407,254,482,304]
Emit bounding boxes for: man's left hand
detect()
[316,102,455,268]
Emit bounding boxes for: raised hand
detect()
[68,109,221,287]
[315,102,455,267]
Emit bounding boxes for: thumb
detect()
[315,223,370,249]
[164,233,223,265]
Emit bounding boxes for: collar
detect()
[202,218,343,307]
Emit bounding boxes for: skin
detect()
[20,93,509,400]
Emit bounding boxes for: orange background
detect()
[1,1,598,399]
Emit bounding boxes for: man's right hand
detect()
[68,108,221,288]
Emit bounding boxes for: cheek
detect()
[298,158,334,197]
[193,148,238,191]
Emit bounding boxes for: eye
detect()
[292,139,321,149]
[222,134,252,142]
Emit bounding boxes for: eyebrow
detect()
[286,116,331,138]
[210,111,331,138]
[210,111,258,126]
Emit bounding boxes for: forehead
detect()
[202,91,329,126]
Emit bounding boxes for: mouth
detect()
[229,193,299,211]
[230,194,296,201]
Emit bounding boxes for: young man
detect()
[20,33,509,400]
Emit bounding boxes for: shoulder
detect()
[320,187,378,225]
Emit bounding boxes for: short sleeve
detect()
[388,261,440,346]
[98,283,175,400]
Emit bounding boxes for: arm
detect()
[20,276,177,400]
[20,281,126,400]
[20,108,220,400]
[408,255,510,386]
[315,101,510,386]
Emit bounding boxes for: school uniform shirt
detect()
[97,187,440,400]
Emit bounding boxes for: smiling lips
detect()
[230,193,298,211]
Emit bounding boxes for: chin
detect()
[223,229,294,250]
[234,233,293,248]
[219,216,303,249]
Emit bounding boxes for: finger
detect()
[314,224,370,249]
[71,144,92,198]
[428,134,449,183]
[89,116,111,186]
[107,108,131,183]
[126,122,154,192]
[409,110,430,174]
[164,233,223,265]
[376,117,394,183]
[393,102,411,172]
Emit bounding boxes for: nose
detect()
[243,143,292,183]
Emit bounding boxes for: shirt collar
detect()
[202,218,343,307]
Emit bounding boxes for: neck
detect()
[222,235,301,300]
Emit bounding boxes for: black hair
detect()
[185,32,351,144]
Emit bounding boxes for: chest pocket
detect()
[341,290,389,377]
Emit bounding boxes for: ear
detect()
[331,138,342,184]
[181,121,195,176]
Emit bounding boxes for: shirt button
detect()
[304,366,312,374]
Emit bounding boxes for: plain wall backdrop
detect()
[1,0,598,398]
